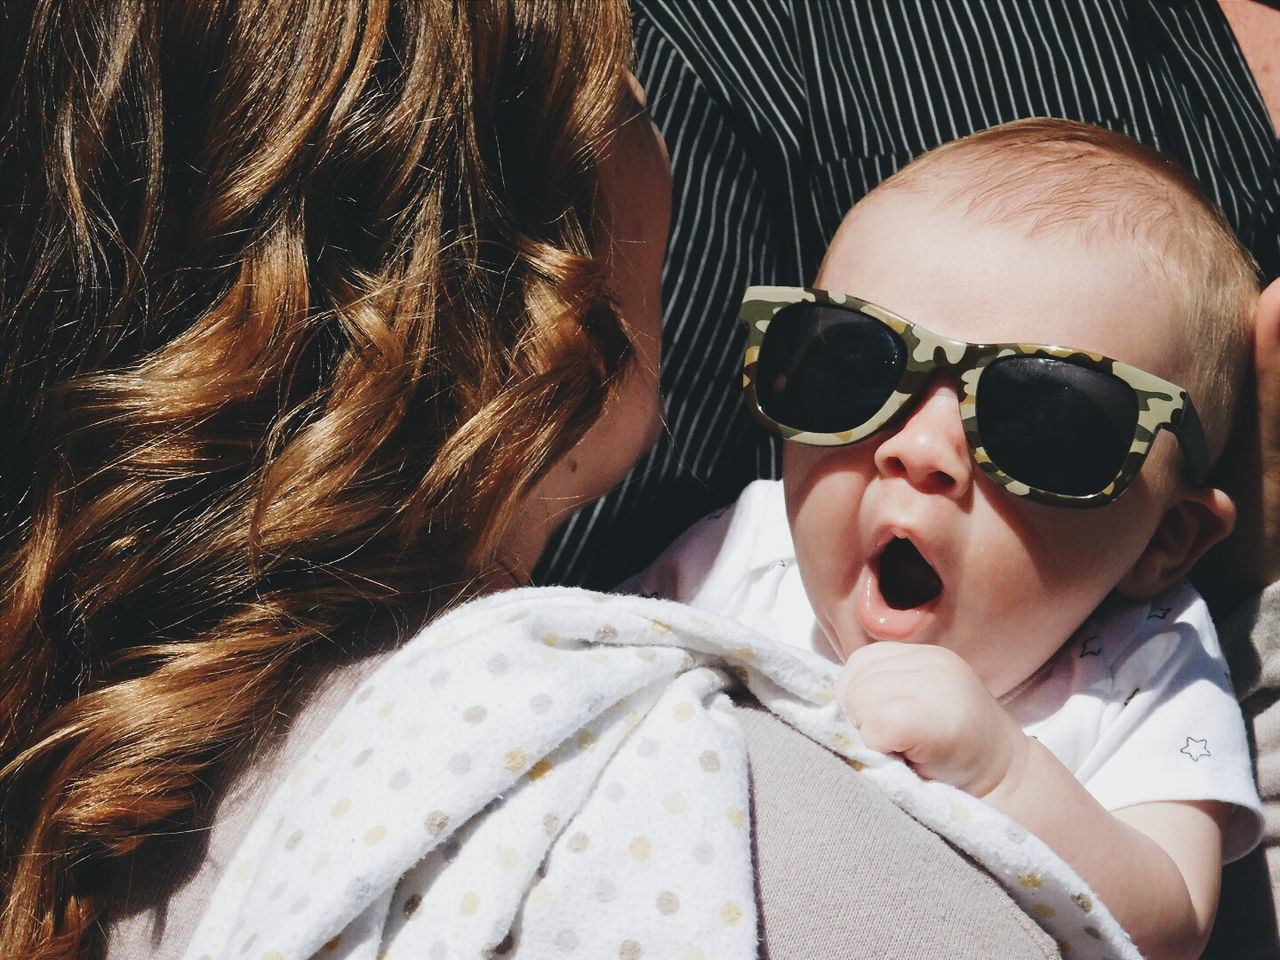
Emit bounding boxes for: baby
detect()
[629,120,1264,960]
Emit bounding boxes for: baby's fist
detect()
[839,642,1027,797]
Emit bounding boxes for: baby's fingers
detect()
[851,692,936,757]
[838,640,916,699]
[840,655,983,761]
[842,640,968,681]
[843,639,920,673]
[840,660,935,743]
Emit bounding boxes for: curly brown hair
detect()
[0,1,635,956]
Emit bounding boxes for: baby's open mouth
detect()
[876,537,943,610]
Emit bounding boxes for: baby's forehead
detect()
[819,190,1188,369]
[817,121,1252,464]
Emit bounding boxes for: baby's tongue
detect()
[877,537,942,610]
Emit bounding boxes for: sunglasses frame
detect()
[740,286,1210,508]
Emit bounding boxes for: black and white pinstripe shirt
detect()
[538,0,1280,588]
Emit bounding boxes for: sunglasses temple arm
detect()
[1173,397,1211,488]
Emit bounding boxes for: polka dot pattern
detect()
[629,836,652,861]
[555,929,579,951]
[529,759,554,780]
[178,588,1133,960]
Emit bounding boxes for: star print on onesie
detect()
[1181,738,1212,762]
[1001,581,1260,862]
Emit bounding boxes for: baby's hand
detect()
[839,642,1028,798]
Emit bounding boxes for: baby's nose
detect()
[873,378,972,498]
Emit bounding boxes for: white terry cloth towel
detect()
[182,587,1139,960]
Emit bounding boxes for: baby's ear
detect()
[1116,487,1235,600]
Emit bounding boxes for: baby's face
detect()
[783,192,1191,697]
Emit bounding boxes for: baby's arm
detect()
[841,642,1228,960]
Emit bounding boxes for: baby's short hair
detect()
[868,118,1261,464]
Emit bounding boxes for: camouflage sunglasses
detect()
[740,286,1209,508]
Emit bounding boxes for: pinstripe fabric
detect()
[537,0,1280,589]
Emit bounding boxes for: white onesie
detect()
[625,479,1264,862]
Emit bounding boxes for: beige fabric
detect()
[738,701,1060,959]
[100,651,394,959]
[100,665,1055,959]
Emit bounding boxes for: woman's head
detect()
[0,1,662,955]
[1,0,652,589]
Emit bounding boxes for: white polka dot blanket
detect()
[182,587,1139,960]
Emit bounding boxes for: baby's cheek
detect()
[785,515,848,647]
[966,509,1131,663]
[783,444,878,654]
[784,466,850,587]
[1031,503,1153,601]
[781,444,828,517]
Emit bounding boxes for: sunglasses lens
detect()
[977,356,1138,496]
[756,304,906,433]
